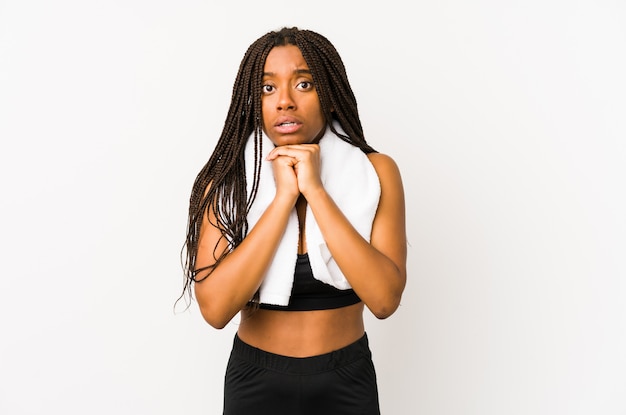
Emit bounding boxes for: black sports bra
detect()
[259,253,361,311]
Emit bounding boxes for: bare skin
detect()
[194,45,407,357]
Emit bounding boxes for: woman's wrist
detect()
[272,191,299,209]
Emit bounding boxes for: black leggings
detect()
[223,333,380,415]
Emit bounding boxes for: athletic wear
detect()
[223,333,380,415]
[259,253,361,311]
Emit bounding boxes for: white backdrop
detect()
[1,1,625,414]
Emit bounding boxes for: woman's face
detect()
[261,45,326,147]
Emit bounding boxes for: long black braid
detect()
[177,27,376,308]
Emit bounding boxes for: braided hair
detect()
[178,27,376,306]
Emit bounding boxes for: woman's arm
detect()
[307,153,406,319]
[194,155,301,329]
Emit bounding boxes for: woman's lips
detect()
[274,121,301,134]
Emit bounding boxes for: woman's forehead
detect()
[263,45,309,74]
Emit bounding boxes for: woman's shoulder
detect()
[366,152,403,181]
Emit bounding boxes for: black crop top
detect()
[259,253,361,311]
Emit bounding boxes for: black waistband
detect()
[230,333,371,375]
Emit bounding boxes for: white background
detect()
[1,1,625,414]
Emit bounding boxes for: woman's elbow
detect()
[369,300,400,320]
[369,277,405,319]
[368,290,403,320]
[197,302,236,330]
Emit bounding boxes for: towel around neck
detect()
[244,122,381,306]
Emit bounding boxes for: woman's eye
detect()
[297,81,313,90]
[261,85,274,93]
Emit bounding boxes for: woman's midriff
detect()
[237,302,365,357]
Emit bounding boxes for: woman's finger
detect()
[266,144,319,161]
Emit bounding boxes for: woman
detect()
[181,27,406,414]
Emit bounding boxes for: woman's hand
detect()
[267,144,323,198]
[269,153,300,202]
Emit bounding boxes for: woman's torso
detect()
[237,196,365,357]
[237,302,365,357]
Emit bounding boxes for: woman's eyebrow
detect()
[262,68,312,77]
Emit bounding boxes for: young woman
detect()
[181,27,406,414]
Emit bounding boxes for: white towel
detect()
[244,122,381,306]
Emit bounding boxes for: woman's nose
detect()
[276,88,296,111]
